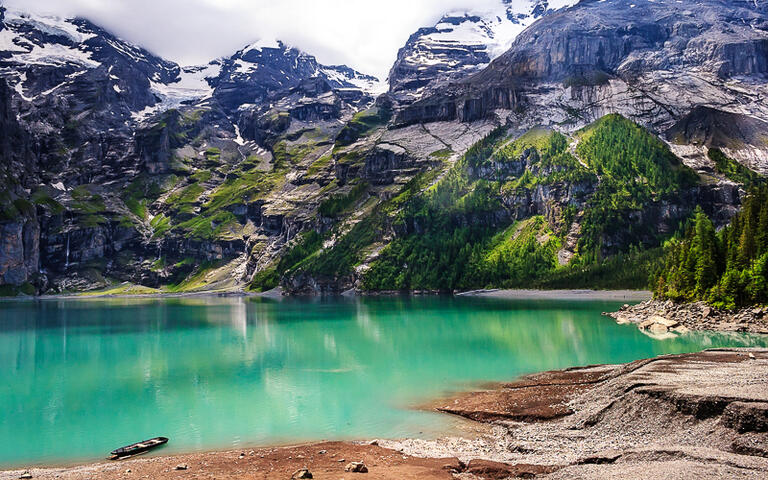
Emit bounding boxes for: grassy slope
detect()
[282,114,703,292]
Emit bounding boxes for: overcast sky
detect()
[3,0,505,79]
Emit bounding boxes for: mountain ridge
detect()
[1,0,767,296]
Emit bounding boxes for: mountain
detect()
[388,0,579,104]
[203,40,382,113]
[0,5,383,293]
[0,8,179,107]
[397,0,768,172]
[1,0,766,297]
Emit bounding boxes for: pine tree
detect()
[655,185,768,309]
[692,210,718,296]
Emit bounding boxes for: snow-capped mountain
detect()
[0,7,382,120]
[388,0,579,103]
[0,7,179,113]
[135,40,383,120]
[207,40,382,112]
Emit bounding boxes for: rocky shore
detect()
[385,348,768,479]
[4,349,767,480]
[606,300,768,335]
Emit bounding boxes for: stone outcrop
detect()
[608,300,768,334]
[343,461,368,473]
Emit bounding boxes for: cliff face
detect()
[0,79,39,289]
[0,215,39,287]
[396,0,768,174]
[482,0,768,82]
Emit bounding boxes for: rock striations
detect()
[386,349,768,479]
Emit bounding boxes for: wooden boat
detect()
[109,437,168,459]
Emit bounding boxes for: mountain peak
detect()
[387,0,579,103]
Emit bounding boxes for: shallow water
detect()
[1,295,766,467]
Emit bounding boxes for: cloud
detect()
[2,0,504,79]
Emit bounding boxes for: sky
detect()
[3,0,506,79]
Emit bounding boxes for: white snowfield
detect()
[319,66,386,94]
[406,0,579,70]
[1,10,99,68]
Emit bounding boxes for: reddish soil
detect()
[433,365,617,422]
[433,350,757,424]
[3,442,465,480]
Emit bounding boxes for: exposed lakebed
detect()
[1,295,766,467]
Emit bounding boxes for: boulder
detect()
[638,318,656,329]
[648,323,670,334]
[344,461,369,473]
[639,315,679,332]
[672,325,690,334]
[615,314,631,325]
[291,468,313,479]
[649,315,679,327]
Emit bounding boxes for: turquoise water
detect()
[1,295,767,467]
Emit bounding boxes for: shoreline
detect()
[456,288,651,301]
[607,299,768,335]
[4,348,766,479]
[1,287,652,302]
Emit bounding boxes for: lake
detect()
[1,295,766,467]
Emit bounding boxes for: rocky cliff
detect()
[397,0,768,172]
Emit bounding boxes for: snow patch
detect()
[4,9,96,44]
[13,73,32,101]
[169,62,221,97]
[234,59,258,75]
[8,42,100,68]
[0,27,27,53]
[133,61,221,122]
[319,66,385,95]
[242,38,280,54]
[406,0,580,69]
[233,123,246,146]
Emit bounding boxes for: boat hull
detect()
[110,437,168,459]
